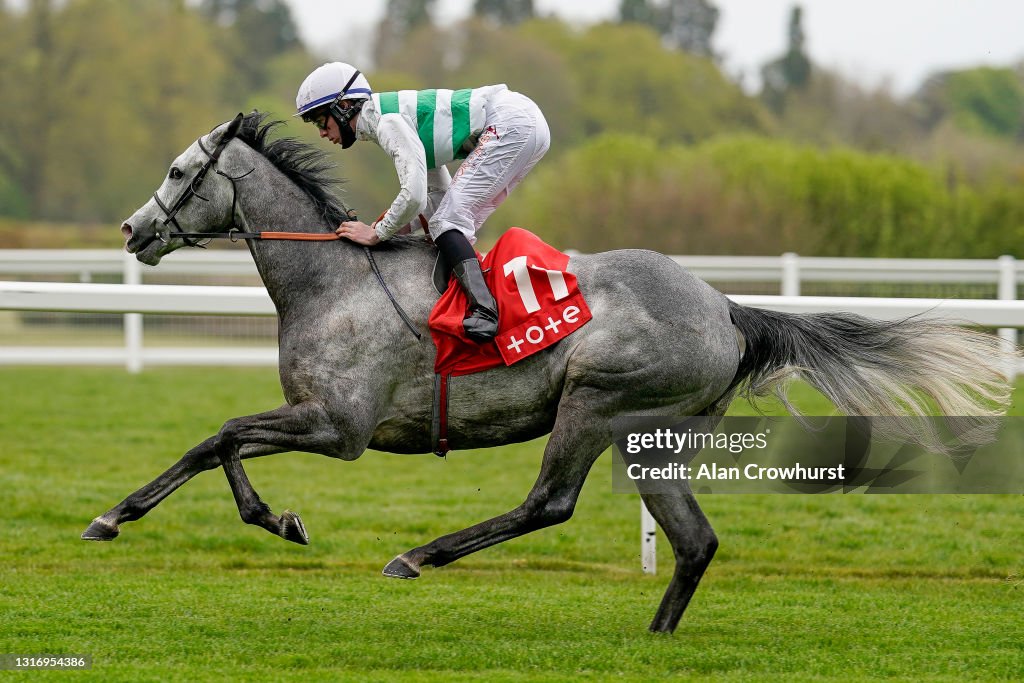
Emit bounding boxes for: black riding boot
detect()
[436,230,499,342]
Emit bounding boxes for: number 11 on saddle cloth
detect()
[429,226,593,377]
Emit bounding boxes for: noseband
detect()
[152,113,251,248]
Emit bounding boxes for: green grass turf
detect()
[1,367,1021,681]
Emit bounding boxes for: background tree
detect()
[761,5,811,113]
[774,70,923,153]
[618,0,719,58]
[0,0,231,222]
[915,67,1024,139]
[662,0,719,57]
[1,0,57,218]
[619,0,656,26]
[0,4,24,214]
[374,0,435,66]
[199,0,301,94]
[473,0,534,26]
[549,22,768,144]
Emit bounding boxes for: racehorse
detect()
[85,112,1014,633]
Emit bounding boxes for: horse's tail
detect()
[726,300,1017,451]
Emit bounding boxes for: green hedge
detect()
[493,134,1024,257]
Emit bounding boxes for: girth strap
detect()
[432,373,451,457]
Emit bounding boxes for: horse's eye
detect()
[169,167,183,180]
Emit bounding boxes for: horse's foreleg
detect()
[641,488,718,634]
[212,401,352,545]
[384,400,609,578]
[82,436,283,541]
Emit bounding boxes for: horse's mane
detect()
[235,111,352,228]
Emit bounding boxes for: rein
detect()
[169,228,343,241]
[151,112,422,340]
[176,228,423,340]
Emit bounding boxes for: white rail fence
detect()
[3,249,1024,575]
[1,249,1022,372]
[3,248,1021,291]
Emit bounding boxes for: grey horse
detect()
[85,112,1013,633]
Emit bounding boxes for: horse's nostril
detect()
[121,222,133,241]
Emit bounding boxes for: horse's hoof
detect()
[279,510,309,545]
[382,555,420,579]
[81,517,119,541]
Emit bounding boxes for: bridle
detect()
[152,113,251,248]
[145,112,422,340]
[151,112,350,245]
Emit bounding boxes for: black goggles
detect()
[302,109,330,130]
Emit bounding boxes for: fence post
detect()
[998,255,1018,378]
[641,500,656,574]
[781,252,800,297]
[123,251,143,373]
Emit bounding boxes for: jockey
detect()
[295,62,551,342]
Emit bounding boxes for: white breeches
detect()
[428,90,550,244]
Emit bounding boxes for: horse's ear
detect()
[212,112,245,160]
[224,112,244,141]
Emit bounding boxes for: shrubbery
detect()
[495,134,1024,257]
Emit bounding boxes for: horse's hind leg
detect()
[384,398,609,578]
[82,436,284,541]
[641,488,718,633]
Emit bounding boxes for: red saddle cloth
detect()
[430,227,592,377]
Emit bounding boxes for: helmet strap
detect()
[329,68,365,149]
[331,99,363,149]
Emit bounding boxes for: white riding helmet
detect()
[295,62,372,117]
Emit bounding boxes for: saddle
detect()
[427,227,593,455]
[431,252,452,296]
[429,227,592,376]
